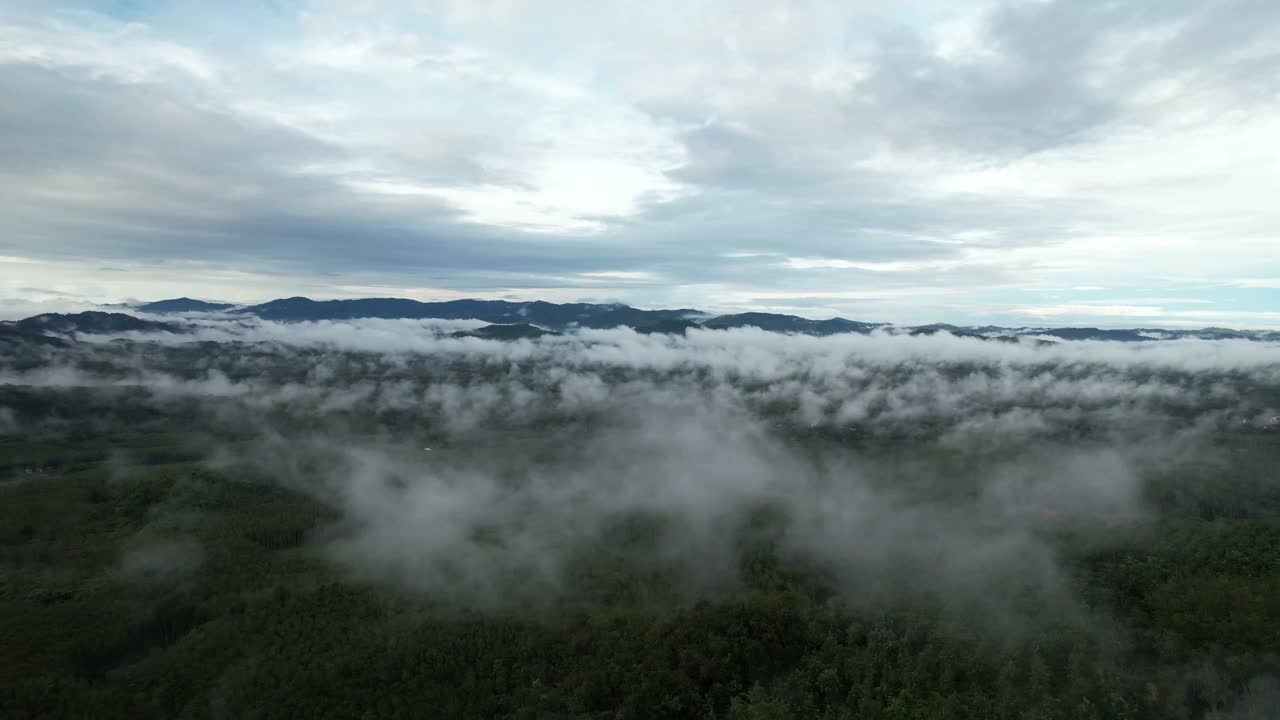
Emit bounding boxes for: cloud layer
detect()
[4,317,1277,617]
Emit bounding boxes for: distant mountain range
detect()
[2,298,1278,343]
[231,296,705,330]
[222,297,1280,341]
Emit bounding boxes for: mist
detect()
[6,315,1276,625]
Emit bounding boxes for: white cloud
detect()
[580,271,657,281]
[1012,304,1166,318]
[1230,278,1280,289]
[785,257,955,273]
[0,0,1278,326]
[0,13,222,84]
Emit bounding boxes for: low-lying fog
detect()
[3,314,1278,624]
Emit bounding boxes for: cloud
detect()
[0,1,1277,325]
[1013,304,1168,318]
[118,537,206,586]
[9,316,1279,436]
[1230,278,1280,289]
[5,314,1278,620]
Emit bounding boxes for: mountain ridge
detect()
[10,311,183,336]
[8,298,1279,343]
[135,297,234,314]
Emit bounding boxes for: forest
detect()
[2,323,1279,719]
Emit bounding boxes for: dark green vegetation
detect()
[2,338,1280,719]
[4,423,1279,718]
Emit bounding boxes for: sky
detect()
[1,0,1278,328]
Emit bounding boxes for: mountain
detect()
[101,296,1278,342]
[811,317,887,335]
[572,306,707,329]
[909,323,967,334]
[1034,327,1150,342]
[235,297,410,321]
[1134,327,1280,342]
[907,326,991,340]
[14,312,182,335]
[1189,326,1252,339]
[135,297,234,314]
[702,313,883,336]
[235,297,704,330]
[902,327,1054,345]
[449,323,562,341]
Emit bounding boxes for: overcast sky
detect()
[2,0,1278,327]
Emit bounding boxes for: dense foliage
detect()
[3,337,1279,719]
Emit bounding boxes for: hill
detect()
[0,324,72,348]
[702,312,883,336]
[13,312,182,336]
[235,297,704,331]
[135,297,234,314]
[449,323,562,341]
